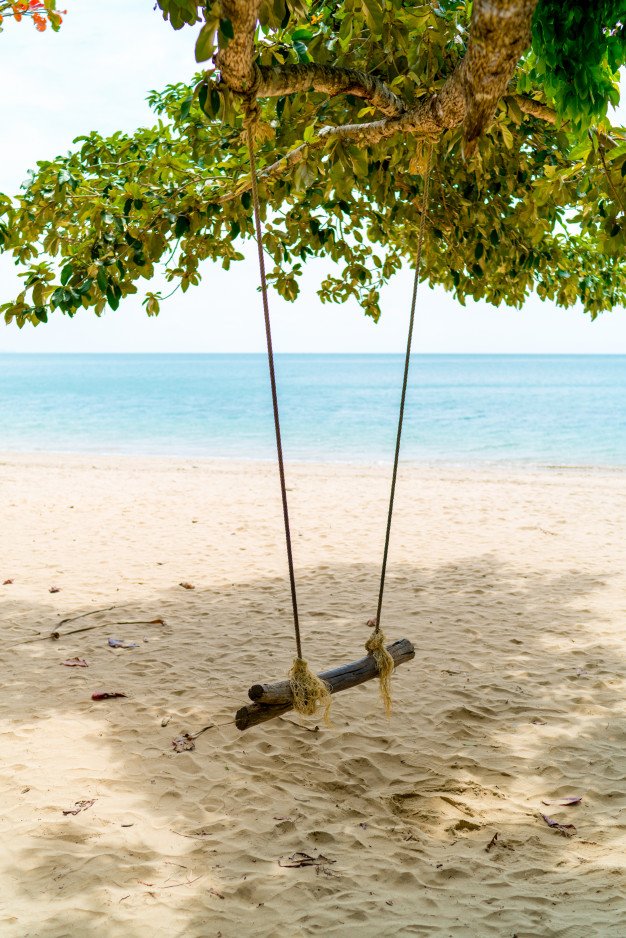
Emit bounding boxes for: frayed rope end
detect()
[365,630,395,717]
[289,657,332,726]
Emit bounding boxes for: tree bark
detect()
[254,63,407,117]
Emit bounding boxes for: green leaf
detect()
[175,215,190,238]
[220,18,234,39]
[180,96,193,120]
[32,281,45,307]
[362,0,383,34]
[60,264,73,286]
[195,21,216,62]
[96,268,108,292]
[106,287,120,311]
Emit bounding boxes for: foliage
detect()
[0,0,625,329]
[527,0,626,131]
[0,0,65,31]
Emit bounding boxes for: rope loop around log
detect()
[288,657,332,725]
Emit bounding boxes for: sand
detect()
[1,453,626,937]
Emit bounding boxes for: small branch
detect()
[597,132,626,215]
[216,112,428,204]
[57,605,123,629]
[509,94,556,124]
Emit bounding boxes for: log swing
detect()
[234,110,434,732]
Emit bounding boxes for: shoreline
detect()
[2,448,626,477]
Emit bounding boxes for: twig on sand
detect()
[162,875,203,889]
[170,829,208,840]
[15,605,123,645]
[140,874,203,889]
[57,606,123,629]
[53,616,165,640]
[278,852,336,875]
[485,832,499,852]
[188,723,216,740]
[15,606,166,645]
[172,722,217,752]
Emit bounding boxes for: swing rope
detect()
[375,142,434,632]
[367,140,434,716]
[246,116,331,722]
[245,102,433,721]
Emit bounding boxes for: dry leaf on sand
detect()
[172,734,196,752]
[540,814,576,836]
[63,799,96,816]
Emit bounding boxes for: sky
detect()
[0,2,625,355]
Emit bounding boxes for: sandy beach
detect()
[2,453,626,937]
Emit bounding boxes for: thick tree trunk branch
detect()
[255,63,407,117]
[217,0,539,141]
[216,0,262,93]
[217,92,558,204]
[214,0,542,201]
[217,0,539,142]
[435,0,539,153]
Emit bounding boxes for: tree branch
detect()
[218,0,539,138]
[216,0,261,93]
[438,0,539,153]
[213,0,544,201]
[510,93,556,124]
[254,63,407,117]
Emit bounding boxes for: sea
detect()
[1,353,625,467]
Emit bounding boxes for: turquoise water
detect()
[0,354,625,466]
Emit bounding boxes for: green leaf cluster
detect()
[527,1,626,131]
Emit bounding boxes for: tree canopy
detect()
[1,0,625,328]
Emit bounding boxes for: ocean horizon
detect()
[1,352,625,467]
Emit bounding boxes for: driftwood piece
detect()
[236,638,414,731]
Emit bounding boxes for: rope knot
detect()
[365,629,394,717]
[242,65,263,129]
[289,657,332,725]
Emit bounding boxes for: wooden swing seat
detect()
[235,638,415,730]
